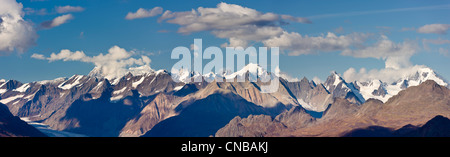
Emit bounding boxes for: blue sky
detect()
[1,0,450,83]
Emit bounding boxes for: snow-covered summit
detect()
[355,66,448,103]
[169,63,276,83]
[88,65,155,81]
[224,63,272,81]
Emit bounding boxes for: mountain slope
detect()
[1,64,448,137]
[142,92,269,137]
[119,93,182,137]
[216,80,450,137]
[0,103,47,137]
[343,115,450,137]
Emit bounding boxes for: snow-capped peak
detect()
[169,63,273,83]
[88,65,154,80]
[58,75,85,90]
[224,63,269,80]
[332,71,344,87]
[356,66,448,103]
[170,67,195,83]
[325,71,348,91]
[37,77,67,85]
[399,67,448,87]
[202,72,217,82]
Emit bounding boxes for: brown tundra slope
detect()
[216,80,450,137]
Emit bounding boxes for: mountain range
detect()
[0,64,449,137]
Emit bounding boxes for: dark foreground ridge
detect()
[343,115,450,137]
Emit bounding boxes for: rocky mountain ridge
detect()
[215,80,450,137]
[0,64,448,137]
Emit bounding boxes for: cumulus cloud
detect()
[40,14,74,29]
[220,38,250,48]
[341,35,418,69]
[417,24,450,35]
[159,3,280,33]
[125,7,163,20]
[263,31,368,56]
[401,27,415,32]
[274,67,299,82]
[215,25,284,47]
[421,38,450,57]
[30,53,45,60]
[56,5,85,14]
[0,0,38,55]
[31,46,153,79]
[158,2,310,47]
[341,37,425,83]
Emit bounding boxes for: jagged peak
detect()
[324,71,347,89]
[88,65,155,80]
[421,79,444,88]
[300,77,309,82]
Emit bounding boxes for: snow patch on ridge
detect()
[13,83,30,92]
[58,75,84,90]
[0,94,24,104]
[113,87,127,95]
[132,76,145,88]
[174,85,184,91]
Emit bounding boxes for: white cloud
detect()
[341,35,418,69]
[214,25,284,48]
[422,38,450,52]
[125,7,163,20]
[31,46,153,79]
[41,14,74,29]
[417,24,450,35]
[220,37,250,48]
[158,2,309,47]
[56,5,85,14]
[48,49,88,62]
[159,2,280,34]
[30,53,45,60]
[274,66,299,82]
[0,0,38,55]
[263,31,368,56]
